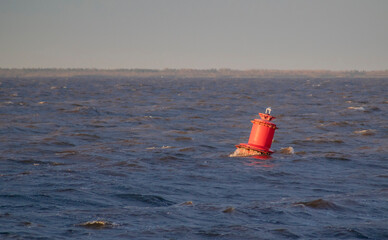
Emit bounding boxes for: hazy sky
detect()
[0,0,387,70]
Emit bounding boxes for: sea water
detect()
[0,77,387,239]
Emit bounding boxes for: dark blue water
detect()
[1,77,387,239]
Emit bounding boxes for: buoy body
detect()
[235,109,277,156]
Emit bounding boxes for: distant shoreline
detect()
[1,68,387,79]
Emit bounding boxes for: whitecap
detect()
[347,106,365,111]
[146,146,173,150]
[280,146,295,155]
[354,129,375,136]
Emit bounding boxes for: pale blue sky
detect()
[0,0,387,70]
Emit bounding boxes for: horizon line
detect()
[1,67,387,72]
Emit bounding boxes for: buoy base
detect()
[230,143,273,157]
[238,143,273,155]
[230,147,263,157]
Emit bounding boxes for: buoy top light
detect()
[259,107,276,121]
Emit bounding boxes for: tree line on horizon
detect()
[0,68,387,79]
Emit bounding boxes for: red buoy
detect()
[233,107,278,156]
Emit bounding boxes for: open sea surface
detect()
[0,77,387,239]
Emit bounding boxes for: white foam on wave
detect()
[280,146,295,155]
[354,129,376,136]
[146,146,173,150]
[347,106,365,111]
